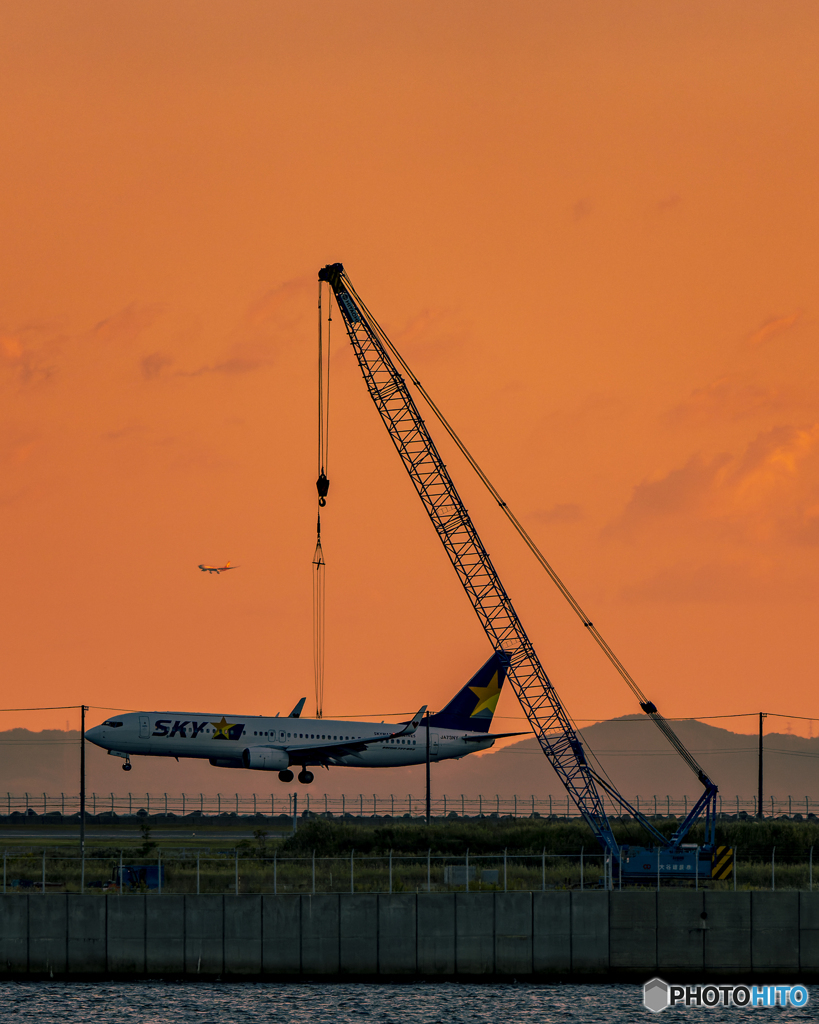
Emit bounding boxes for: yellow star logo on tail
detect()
[210,716,236,740]
[469,671,501,717]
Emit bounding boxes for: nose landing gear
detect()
[297,770,314,784]
[278,769,294,783]
[121,757,132,772]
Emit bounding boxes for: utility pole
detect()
[425,710,431,826]
[80,705,87,853]
[758,712,766,819]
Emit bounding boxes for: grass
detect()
[1,817,817,893]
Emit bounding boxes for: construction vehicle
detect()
[318,262,720,885]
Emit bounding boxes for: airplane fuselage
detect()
[86,712,495,772]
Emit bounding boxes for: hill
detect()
[1,717,817,806]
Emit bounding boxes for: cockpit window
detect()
[103,720,123,728]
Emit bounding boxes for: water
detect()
[0,982,814,1023]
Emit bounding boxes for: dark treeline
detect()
[278,817,819,861]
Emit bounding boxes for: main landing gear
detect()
[277,768,314,784]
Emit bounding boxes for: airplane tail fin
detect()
[426,651,510,733]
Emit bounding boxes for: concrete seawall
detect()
[1,891,818,981]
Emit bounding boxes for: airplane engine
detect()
[241,746,290,771]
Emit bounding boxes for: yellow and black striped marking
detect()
[712,846,734,879]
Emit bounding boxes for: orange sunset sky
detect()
[1,2,818,744]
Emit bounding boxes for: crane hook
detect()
[316,471,329,507]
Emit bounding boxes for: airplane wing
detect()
[284,706,427,764]
[460,731,528,743]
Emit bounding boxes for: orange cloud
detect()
[666,376,796,425]
[610,424,819,545]
[530,503,583,524]
[746,312,801,347]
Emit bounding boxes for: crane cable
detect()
[341,273,708,783]
[313,282,332,718]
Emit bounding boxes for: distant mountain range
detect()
[1,717,817,805]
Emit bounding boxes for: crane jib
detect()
[319,262,719,873]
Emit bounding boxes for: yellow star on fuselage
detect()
[469,671,501,717]
[211,716,235,740]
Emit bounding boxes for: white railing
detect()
[3,793,818,818]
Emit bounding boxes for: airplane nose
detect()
[85,725,104,744]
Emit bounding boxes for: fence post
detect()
[444,795,447,816]
[514,796,517,818]
[236,793,239,815]
[654,795,657,816]
[409,794,412,816]
[350,849,354,894]
[373,794,376,816]
[497,794,499,815]
[62,793,65,815]
[532,795,535,817]
[667,795,670,815]
[360,794,363,816]
[43,793,47,815]
[549,795,552,816]
[342,795,345,816]
[200,793,203,814]
[182,794,185,815]
[772,846,775,891]
[391,795,394,816]
[427,848,431,892]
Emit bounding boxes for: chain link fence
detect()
[3,793,819,818]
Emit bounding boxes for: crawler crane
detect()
[319,263,719,884]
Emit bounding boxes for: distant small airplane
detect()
[198,562,238,574]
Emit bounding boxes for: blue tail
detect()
[427,651,510,733]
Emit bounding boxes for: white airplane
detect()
[85,652,523,784]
